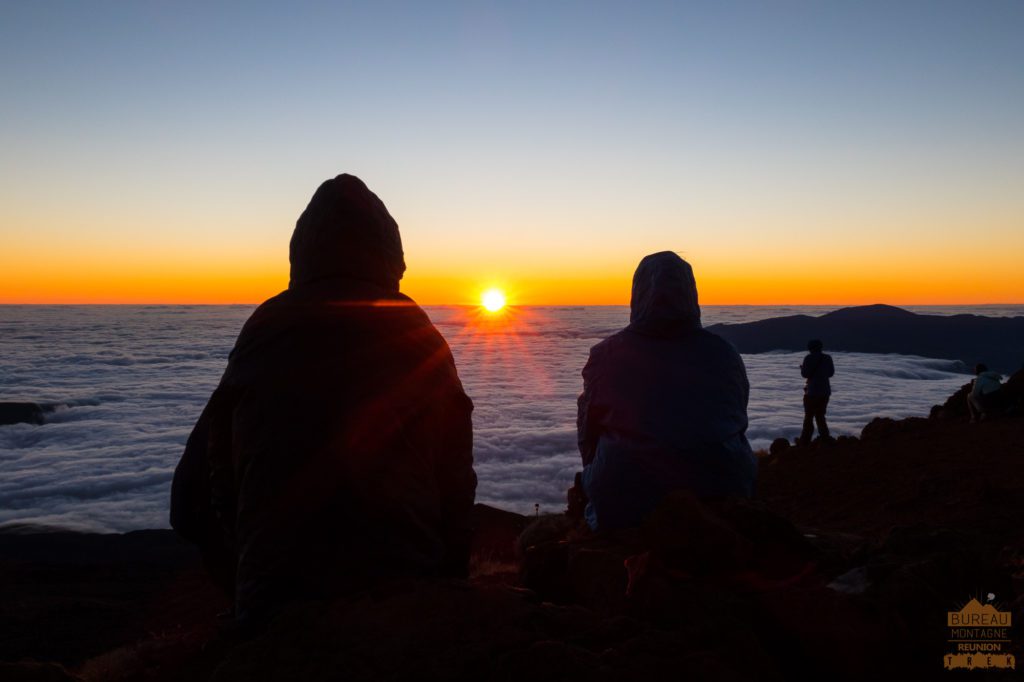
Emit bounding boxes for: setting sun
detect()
[481,289,507,312]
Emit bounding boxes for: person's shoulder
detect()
[589,329,630,357]
[390,291,428,315]
[237,289,290,330]
[696,328,743,357]
[386,294,457,351]
[386,292,443,330]
[245,289,288,313]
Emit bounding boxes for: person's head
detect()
[289,174,406,292]
[628,251,700,334]
[975,363,988,375]
[807,339,823,353]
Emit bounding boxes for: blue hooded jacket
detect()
[577,252,756,531]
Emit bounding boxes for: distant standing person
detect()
[799,339,834,445]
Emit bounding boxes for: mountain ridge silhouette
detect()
[707,304,1024,373]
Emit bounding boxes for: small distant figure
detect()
[968,363,1004,422]
[170,174,476,627]
[799,339,835,445]
[576,251,756,532]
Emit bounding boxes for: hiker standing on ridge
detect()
[799,339,834,445]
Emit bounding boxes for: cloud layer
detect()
[0,305,987,531]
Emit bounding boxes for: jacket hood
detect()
[289,174,406,291]
[628,251,701,334]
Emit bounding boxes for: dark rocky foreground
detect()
[707,304,1024,373]
[2,379,1023,681]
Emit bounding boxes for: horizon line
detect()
[2,301,1022,307]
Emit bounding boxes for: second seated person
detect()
[577,251,756,531]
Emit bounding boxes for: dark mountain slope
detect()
[707,304,1024,373]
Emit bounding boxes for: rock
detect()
[929,381,972,420]
[0,530,224,668]
[827,566,870,594]
[0,402,53,426]
[0,662,80,682]
[517,515,583,557]
[641,492,753,575]
[566,471,587,521]
[518,538,572,602]
[769,438,791,456]
[470,504,529,565]
[1002,368,1024,414]
[757,585,897,678]
[522,492,822,617]
[860,416,929,441]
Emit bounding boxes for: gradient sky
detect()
[1,1,1022,304]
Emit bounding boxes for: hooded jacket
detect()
[577,252,755,531]
[170,175,476,624]
[971,370,1003,398]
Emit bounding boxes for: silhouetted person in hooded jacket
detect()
[577,252,756,531]
[170,174,476,626]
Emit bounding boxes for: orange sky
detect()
[3,168,1020,305]
[2,246,1021,305]
[2,4,1022,306]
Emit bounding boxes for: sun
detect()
[481,288,507,312]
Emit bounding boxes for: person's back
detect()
[801,348,835,398]
[973,369,1002,397]
[170,175,476,625]
[577,251,755,531]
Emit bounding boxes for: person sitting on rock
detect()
[968,363,1005,422]
[576,251,756,531]
[170,174,476,627]
[799,339,835,445]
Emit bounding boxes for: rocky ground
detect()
[2,375,1022,681]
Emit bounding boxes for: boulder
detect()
[0,662,79,682]
[860,416,929,441]
[0,402,54,426]
[929,381,972,420]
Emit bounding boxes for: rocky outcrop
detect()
[769,437,791,456]
[0,402,56,426]
[928,382,972,419]
[707,304,1024,373]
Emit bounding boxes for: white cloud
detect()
[0,305,975,530]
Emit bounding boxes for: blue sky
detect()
[1,1,1022,303]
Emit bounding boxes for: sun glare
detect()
[481,289,506,312]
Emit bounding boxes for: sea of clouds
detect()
[2,304,1019,532]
